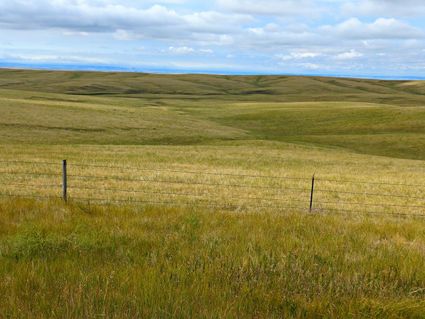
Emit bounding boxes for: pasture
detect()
[1,69,425,317]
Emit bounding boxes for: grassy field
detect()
[2,200,425,318]
[1,69,425,317]
[1,69,425,159]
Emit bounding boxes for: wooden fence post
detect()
[309,174,315,212]
[62,160,67,202]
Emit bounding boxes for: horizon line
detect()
[1,62,425,81]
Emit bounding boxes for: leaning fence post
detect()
[309,174,315,212]
[62,159,67,202]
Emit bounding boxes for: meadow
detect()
[1,69,425,317]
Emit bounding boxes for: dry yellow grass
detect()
[0,142,424,218]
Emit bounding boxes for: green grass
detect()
[1,69,425,104]
[1,69,425,317]
[1,200,425,318]
[206,102,425,159]
[1,69,425,159]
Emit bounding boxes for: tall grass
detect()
[1,199,425,318]
[1,142,424,217]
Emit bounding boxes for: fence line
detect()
[68,174,310,192]
[316,188,425,200]
[0,159,424,218]
[68,186,307,203]
[1,190,424,219]
[2,191,424,219]
[0,183,61,188]
[0,160,310,181]
[0,192,60,200]
[315,206,425,219]
[67,176,425,202]
[315,200,425,210]
[316,178,425,188]
[0,171,58,177]
[72,163,311,181]
[0,159,424,187]
[70,196,308,211]
[0,160,59,166]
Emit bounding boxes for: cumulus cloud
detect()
[343,0,425,17]
[0,0,424,75]
[167,46,215,55]
[245,23,322,48]
[168,46,195,54]
[323,18,424,40]
[0,0,250,41]
[216,0,320,17]
[299,63,322,70]
[0,2,180,32]
[199,48,214,54]
[276,51,322,61]
[1,53,109,64]
[335,49,363,60]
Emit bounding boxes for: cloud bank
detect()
[0,0,424,77]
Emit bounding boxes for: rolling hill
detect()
[0,68,424,159]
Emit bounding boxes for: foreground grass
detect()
[1,199,425,318]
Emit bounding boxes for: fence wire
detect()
[68,185,307,203]
[0,160,424,218]
[68,174,310,192]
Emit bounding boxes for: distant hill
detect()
[1,68,425,106]
[1,68,425,160]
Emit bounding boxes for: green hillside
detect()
[1,68,425,105]
[0,69,425,159]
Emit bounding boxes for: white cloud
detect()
[335,49,363,60]
[343,0,425,17]
[0,1,248,42]
[113,29,138,41]
[167,46,214,55]
[194,34,235,46]
[2,53,109,64]
[63,31,90,37]
[323,18,424,40]
[299,63,322,70]
[0,0,425,76]
[168,46,195,54]
[245,24,320,48]
[0,2,181,32]
[216,0,320,17]
[199,49,214,54]
[276,51,322,61]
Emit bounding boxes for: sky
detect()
[1,0,425,78]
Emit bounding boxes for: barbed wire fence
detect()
[0,159,424,218]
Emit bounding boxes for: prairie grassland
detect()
[0,142,425,216]
[1,69,425,317]
[2,74,425,159]
[1,199,425,318]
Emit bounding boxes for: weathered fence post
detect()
[62,159,67,202]
[309,174,315,212]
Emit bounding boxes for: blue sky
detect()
[1,0,425,78]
